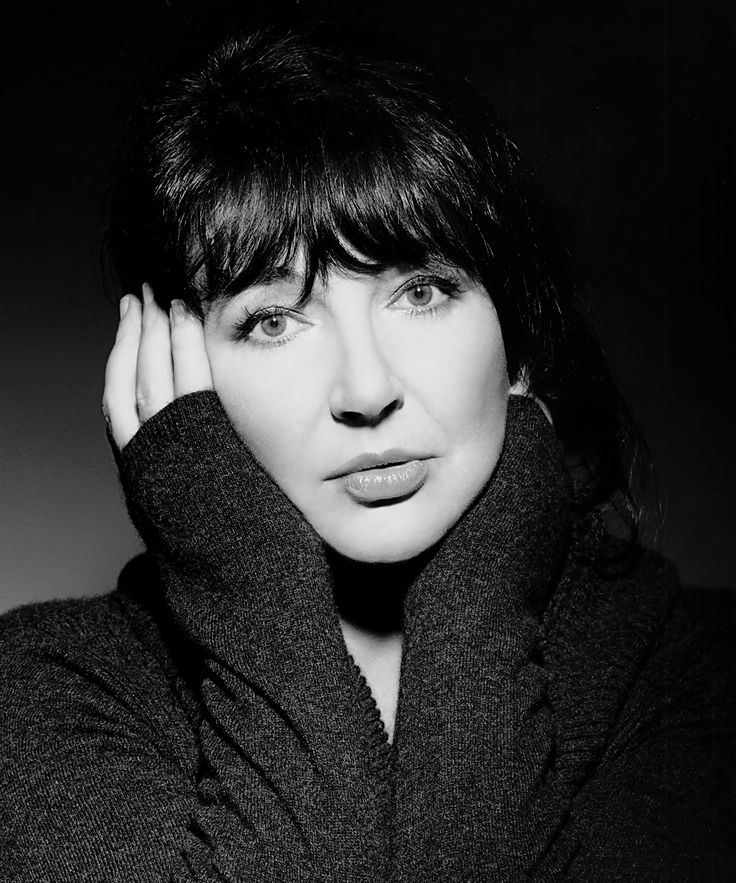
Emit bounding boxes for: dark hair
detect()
[105,25,649,545]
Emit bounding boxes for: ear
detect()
[508,376,553,424]
[508,378,528,396]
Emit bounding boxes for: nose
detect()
[328,323,404,427]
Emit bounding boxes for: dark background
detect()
[1,0,734,614]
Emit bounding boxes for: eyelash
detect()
[233,271,464,348]
[388,273,463,317]
[233,307,305,348]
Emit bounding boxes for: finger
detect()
[170,300,214,397]
[103,294,143,450]
[136,283,175,424]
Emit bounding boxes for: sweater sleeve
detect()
[0,598,200,883]
[391,395,736,879]
[1,391,391,882]
[391,395,575,880]
[558,587,736,881]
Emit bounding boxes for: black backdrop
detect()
[2,0,734,612]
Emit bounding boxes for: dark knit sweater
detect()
[1,393,734,881]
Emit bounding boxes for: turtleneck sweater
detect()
[1,393,733,881]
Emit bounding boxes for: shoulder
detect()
[662,582,736,653]
[0,560,203,878]
[0,587,141,683]
[1,553,178,660]
[548,553,736,875]
[622,581,736,735]
[1,556,161,681]
[546,545,736,794]
[0,555,197,768]
[579,548,736,730]
[550,544,734,684]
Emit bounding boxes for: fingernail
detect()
[119,295,130,319]
[170,299,186,322]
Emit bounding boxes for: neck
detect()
[328,547,422,744]
[327,546,433,635]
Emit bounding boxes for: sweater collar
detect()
[403,394,573,636]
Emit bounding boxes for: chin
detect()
[321,521,447,564]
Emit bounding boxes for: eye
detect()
[402,283,439,307]
[389,274,462,314]
[234,308,310,346]
[259,313,290,338]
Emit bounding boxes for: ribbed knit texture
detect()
[1,392,734,881]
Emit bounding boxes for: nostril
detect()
[380,397,403,419]
[339,411,370,428]
[335,398,402,428]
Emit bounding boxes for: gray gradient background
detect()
[2,0,734,615]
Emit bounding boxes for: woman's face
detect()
[204,254,519,562]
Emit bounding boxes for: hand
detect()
[103,284,213,450]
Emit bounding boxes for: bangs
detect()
[109,28,644,525]
[173,59,499,305]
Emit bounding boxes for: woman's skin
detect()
[103,264,521,740]
[203,257,518,565]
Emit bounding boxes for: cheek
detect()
[400,306,510,441]
[205,347,313,474]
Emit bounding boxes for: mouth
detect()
[342,459,430,504]
[327,448,432,505]
[329,448,429,478]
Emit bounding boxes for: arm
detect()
[555,587,736,880]
[391,395,575,879]
[112,388,392,882]
[0,600,201,882]
[1,290,390,881]
[390,398,735,879]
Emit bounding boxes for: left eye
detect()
[403,283,436,306]
[257,313,292,338]
[391,281,451,310]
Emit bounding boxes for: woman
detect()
[1,25,733,881]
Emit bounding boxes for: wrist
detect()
[112,390,324,571]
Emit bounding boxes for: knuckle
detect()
[113,323,137,352]
[169,326,190,352]
[171,315,199,345]
[117,306,139,335]
[104,343,122,371]
[135,386,157,415]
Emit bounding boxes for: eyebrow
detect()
[214,258,464,314]
[255,265,300,286]
[213,265,303,312]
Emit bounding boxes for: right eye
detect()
[234,308,311,348]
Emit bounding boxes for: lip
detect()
[327,448,430,480]
[343,459,430,504]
